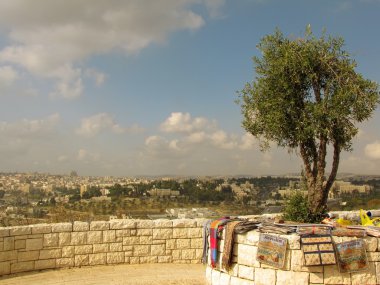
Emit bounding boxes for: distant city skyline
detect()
[0,1,379,176]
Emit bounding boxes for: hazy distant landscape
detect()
[1,171,379,226]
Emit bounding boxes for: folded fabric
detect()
[297,226,331,235]
[202,220,212,264]
[209,217,231,268]
[259,222,294,234]
[332,227,366,237]
[221,221,242,270]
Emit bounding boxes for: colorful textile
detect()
[209,217,230,268]
[221,221,242,270]
[202,220,212,264]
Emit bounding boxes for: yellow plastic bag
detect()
[360,209,380,226]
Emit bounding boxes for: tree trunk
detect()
[301,140,341,219]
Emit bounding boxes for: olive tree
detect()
[239,27,379,220]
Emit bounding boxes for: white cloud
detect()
[160,112,214,133]
[76,113,126,137]
[0,0,224,98]
[365,141,380,160]
[239,133,256,150]
[210,130,236,149]
[0,65,18,88]
[57,155,68,162]
[77,148,100,162]
[0,113,60,137]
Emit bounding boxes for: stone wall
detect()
[206,230,380,285]
[0,219,205,276]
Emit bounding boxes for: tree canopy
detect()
[239,27,379,219]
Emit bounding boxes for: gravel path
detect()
[0,264,207,285]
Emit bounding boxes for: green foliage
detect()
[283,192,309,222]
[238,26,379,215]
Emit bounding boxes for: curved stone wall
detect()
[205,230,379,285]
[0,219,205,276]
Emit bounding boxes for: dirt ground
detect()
[0,264,207,285]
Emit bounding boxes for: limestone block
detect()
[0,250,17,262]
[18,250,39,262]
[158,256,172,263]
[51,223,72,233]
[107,252,124,264]
[0,241,3,251]
[173,219,197,228]
[176,239,191,249]
[153,239,166,245]
[10,226,31,236]
[166,239,176,249]
[276,271,309,285]
[153,228,173,239]
[26,238,43,250]
[351,262,376,285]
[205,266,212,283]
[238,264,254,280]
[139,236,153,245]
[173,228,190,239]
[0,228,10,238]
[31,224,51,234]
[90,221,109,231]
[237,244,260,267]
[255,268,276,285]
[35,259,56,270]
[58,232,71,246]
[151,244,166,256]
[123,245,133,251]
[14,235,28,240]
[364,237,378,252]
[93,243,109,253]
[154,219,173,228]
[43,233,59,247]
[15,239,26,250]
[62,246,75,258]
[280,234,300,250]
[230,276,255,285]
[376,262,380,284]
[129,257,140,264]
[56,257,74,268]
[103,230,116,242]
[11,261,34,274]
[123,236,139,245]
[309,272,323,284]
[74,245,93,255]
[73,221,89,232]
[116,229,131,238]
[139,256,157,263]
[136,220,154,229]
[324,265,350,285]
[131,230,137,236]
[40,249,62,259]
[75,254,89,266]
[172,249,181,259]
[0,261,10,275]
[125,251,133,257]
[196,218,208,228]
[137,229,152,236]
[173,260,189,264]
[368,252,380,262]
[109,242,123,252]
[195,249,203,259]
[291,250,323,273]
[166,249,172,255]
[182,249,196,260]
[87,231,102,244]
[109,219,136,230]
[133,245,150,256]
[188,228,203,238]
[228,263,239,277]
[89,253,106,265]
[237,231,260,246]
[220,272,231,284]
[211,269,221,284]
[3,237,14,251]
[71,232,87,245]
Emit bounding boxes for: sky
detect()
[0,0,379,177]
